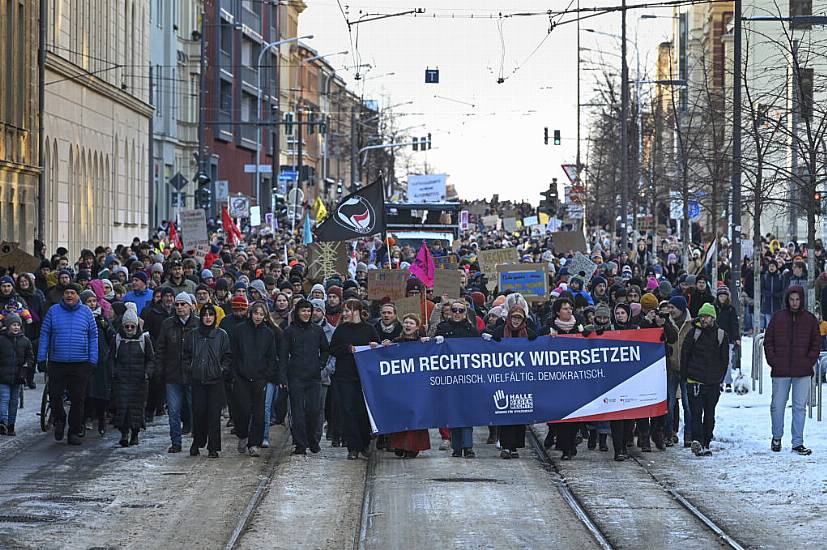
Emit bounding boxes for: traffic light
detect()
[284,112,294,136]
[539,184,558,214]
[413,137,419,151]
[553,130,561,145]
[544,127,549,145]
[308,112,316,135]
[273,194,287,218]
[194,171,211,210]
[426,133,432,150]
[336,181,343,195]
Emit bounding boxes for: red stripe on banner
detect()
[556,327,664,344]
[549,401,668,423]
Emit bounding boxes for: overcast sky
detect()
[300,1,673,202]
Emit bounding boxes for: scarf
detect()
[554,316,577,332]
[379,321,399,334]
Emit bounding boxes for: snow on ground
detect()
[639,336,827,548]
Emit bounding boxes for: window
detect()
[219,79,232,113]
[241,37,252,66]
[790,0,812,29]
[220,20,232,53]
[3,0,13,124]
[190,73,199,122]
[241,92,255,122]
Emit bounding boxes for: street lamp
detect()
[255,34,313,209]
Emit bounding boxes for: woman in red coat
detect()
[385,314,432,457]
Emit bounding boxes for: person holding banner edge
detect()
[436,299,480,458]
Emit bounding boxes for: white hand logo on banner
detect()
[493,389,509,411]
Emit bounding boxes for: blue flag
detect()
[302,212,313,245]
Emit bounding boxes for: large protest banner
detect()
[355,329,667,434]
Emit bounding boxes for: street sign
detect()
[287,188,304,206]
[215,180,229,202]
[229,195,251,218]
[688,200,701,220]
[168,172,188,191]
[244,164,273,174]
[425,68,439,83]
[561,164,577,184]
[279,170,298,181]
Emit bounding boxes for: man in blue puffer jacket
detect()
[37,282,98,445]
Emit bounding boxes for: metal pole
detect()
[576,0,582,232]
[350,107,357,190]
[271,3,281,213]
[148,65,155,229]
[293,109,303,234]
[198,11,206,178]
[619,0,630,253]
[730,0,743,312]
[37,0,46,244]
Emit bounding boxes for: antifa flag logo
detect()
[335,196,376,234]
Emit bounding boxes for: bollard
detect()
[818,356,823,422]
[810,354,827,421]
[752,334,765,394]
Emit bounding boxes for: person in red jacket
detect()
[764,285,821,455]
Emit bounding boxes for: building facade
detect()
[42,0,152,253]
[149,0,202,226]
[0,0,40,251]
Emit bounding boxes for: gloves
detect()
[434,335,445,344]
[481,333,493,341]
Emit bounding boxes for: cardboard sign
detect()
[503,217,518,232]
[395,295,422,321]
[434,255,459,270]
[306,241,350,282]
[179,209,210,260]
[497,264,548,301]
[478,247,519,275]
[0,242,40,274]
[432,269,462,299]
[567,251,598,282]
[368,269,410,301]
[481,215,500,228]
[551,231,588,254]
[523,215,539,227]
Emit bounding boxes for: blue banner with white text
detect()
[354,329,667,434]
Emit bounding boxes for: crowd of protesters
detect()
[0,201,821,459]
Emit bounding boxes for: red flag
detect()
[169,221,182,249]
[410,241,435,288]
[222,206,243,246]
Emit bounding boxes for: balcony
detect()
[240,124,258,148]
[219,49,232,75]
[241,6,261,36]
[1,123,30,166]
[216,111,233,142]
[242,65,260,89]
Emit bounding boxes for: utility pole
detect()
[271,4,281,212]
[619,0,630,253]
[148,65,155,228]
[197,10,207,180]
[37,0,46,242]
[576,0,582,233]
[294,108,303,233]
[350,107,357,190]
[730,0,742,311]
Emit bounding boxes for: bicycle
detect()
[39,372,51,433]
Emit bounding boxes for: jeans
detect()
[316,384,329,444]
[450,427,473,451]
[287,376,321,450]
[723,344,736,385]
[770,376,811,447]
[165,383,192,445]
[687,383,720,447]
[0,383,21,427]
[232,378,266,448]
[48,362,89,436]
[666,371,692,441]
[762,313,773,330]
[743,305,754,334]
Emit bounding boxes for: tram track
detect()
[528,425,748,550]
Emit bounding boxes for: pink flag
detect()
[410,241,435,288]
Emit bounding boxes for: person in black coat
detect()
[183,303,232,458]
[714,286,740,392]
[111,308,155,447]
[230,302,280,457]
[329,298,379,460]
[82,291,115,436]
[609,303,638,460]
[0,314,34,436]
[486,305,536,459]
[141,287,174,422]
[435,300,480,458]
[281,299,330,455]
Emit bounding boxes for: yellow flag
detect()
[539,212,549,225]
[313,196,328,221]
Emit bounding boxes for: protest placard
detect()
[503,217,518,232]
[478,247,519,275]
[523,215,539,227]
[180,209,209,260]
[481,215,500,228]
[306,241,350,282]
[434,255,459,270]
[567,251,598,282]
[432,269,462,299]
[367,269,410,301]
[497,264,548,301]
[394,295,422,321]
[551,230,588,253]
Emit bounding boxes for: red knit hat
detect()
[231,295,249,310]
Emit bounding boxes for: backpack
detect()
[115,332,148,357]
[693,327,726,347]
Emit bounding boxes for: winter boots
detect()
[587,429,598,450]
[598,434,609,451]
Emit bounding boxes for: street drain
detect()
[0,515,57,523]
[120,503,157,509]
[431,478,501,483]
[38,496,112,504]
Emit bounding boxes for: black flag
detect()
[315,180,386,242]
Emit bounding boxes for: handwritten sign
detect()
[551,231,588,254]
[478,247,519,275]
[503,217,518,233]
[481,215,500,228]
[567,251,598,282]
[367,269,410,301]
[433,269,462,299]
[434,255,459,270]
[395,295,422,322]
[497,264,548,301]
[523,215,539,227]
[306,241,350,282]
[180,209,209,261]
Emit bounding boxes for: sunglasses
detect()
[123,324,137,329]
[451,307,466,313]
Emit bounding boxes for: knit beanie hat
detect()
[630,302,642,318]
[640,292,659,313]
[698,302,717,319]
[122,308,139,326]
[658,280,673,298]
[668,295,688,313]
[310,298,326,314]
[80,289,97,304]
[3,312,21,328]
[594,303,611,320]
